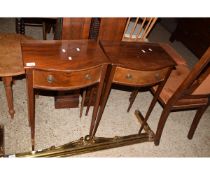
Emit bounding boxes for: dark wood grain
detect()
[100,41,176,70]
[22,40,109,71]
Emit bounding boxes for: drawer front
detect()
[113,67,169,86]
[33,66,102,90]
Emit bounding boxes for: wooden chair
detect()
[128,46,210,145]
[16,18,57,40]
[122,17,157,42]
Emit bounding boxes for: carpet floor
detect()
[0,18,209,156]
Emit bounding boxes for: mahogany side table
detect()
[0,33,32,118]
[21,40,109,150]
[90,41,176,138]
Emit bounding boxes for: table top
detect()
[100,41,176,71]
[21,40,110,71]
[0,33,33,77]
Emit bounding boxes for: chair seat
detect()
[193,74,210,95]
[152,64,209,107]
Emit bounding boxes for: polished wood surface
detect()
[22,40,109,71]
[22,40,109,150]
[90,41,176,137]
[100,41,176,70]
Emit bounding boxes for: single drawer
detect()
[33,66,102,90]
[113,67,170,86]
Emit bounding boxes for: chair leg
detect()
[127,90,138,112]
[42,22,46,40]
[85,87,94,116]
[89,84,103,137]
[188,105,208,139]
[138,91,160,134]
[79,90,86,118]
[154,107,171,146]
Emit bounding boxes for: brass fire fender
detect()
[8,110,155,157]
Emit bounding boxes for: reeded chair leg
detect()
[85,87,94,116]
[154,107,171,146]
[188,106,208,139]
[79,90,86,118]
[42,22,47,40]
[127,90,138,112]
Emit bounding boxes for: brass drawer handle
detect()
[126,73,133,80]
[155,73,160,81]
[47,75,55,83]
[85,74,91,80]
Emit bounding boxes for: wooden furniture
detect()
[54,18,92,109]
[123,17,158,109]
[122,17,157,42]
[0,33,32,118]
[21,40,109,150]
[16,18,57,40]
[61,18,91,40]
[128,45,210,145]
[90,41,176,138]
[170,18,210,58]
[98,18,127,41]
[55,18,128,109]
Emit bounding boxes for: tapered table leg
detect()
[26,70,35,150]
[2,76,15,119]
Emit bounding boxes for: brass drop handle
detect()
[155,73,160,81]
[126,73,133,80]
[85,74,91,80]
[47,75,55,83]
